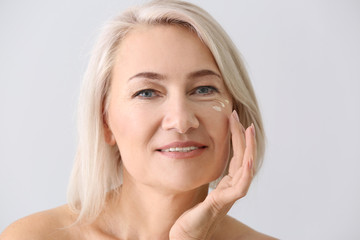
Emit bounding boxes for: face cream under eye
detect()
[211,98,229,112]
[213,106,222,112]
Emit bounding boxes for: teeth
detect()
[161,146,199,152]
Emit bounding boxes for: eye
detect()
[134,89,158,98]
[193,86,219,95]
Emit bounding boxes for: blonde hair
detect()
[67,0,265,223]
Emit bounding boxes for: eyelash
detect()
[133,86,219,99]
[133,89,159,99]
[192,86,219,95]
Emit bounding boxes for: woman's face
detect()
[106,24,233,193]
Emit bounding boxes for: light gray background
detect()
[1,0,359,239]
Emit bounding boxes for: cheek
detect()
[109,100,157,138]
[108,105,155,165]
[108,105,160,184]
[196,100,232,180]
[195,97,232,124]
[195,98,232,152]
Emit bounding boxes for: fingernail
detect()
[232,110,240,122]
[251,123,255,137]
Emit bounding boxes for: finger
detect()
[233,155,254,199]
[235,124,257,181]
[239,123,256,178]
[215,158,253,204]
[230,124,256,186]
[228,110,246,177]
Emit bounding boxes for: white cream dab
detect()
[212,106,222,112]
[224,99,230,104]
[219,101,225,108]
[212,99,226,112]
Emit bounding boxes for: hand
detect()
[169,110,256,240]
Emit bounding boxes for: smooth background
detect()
[1,0,359,239]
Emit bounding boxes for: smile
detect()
[156,141,207,159]
[161,146,200,152]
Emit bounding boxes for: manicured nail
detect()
[232,110,240,122]
[251,123,255,137]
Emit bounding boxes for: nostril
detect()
[160,103,200,133]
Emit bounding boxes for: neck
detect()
[98,173,209,240]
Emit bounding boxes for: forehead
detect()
[112,24,220,80]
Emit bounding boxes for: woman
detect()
[1,0,276,239]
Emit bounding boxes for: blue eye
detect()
[135,89,157,98]
[194,86,218,95]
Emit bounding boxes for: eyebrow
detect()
[128,69,222,82]
[187,69,221,80]
[128,72,165,81]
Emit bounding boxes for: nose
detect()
[161,95,199,134]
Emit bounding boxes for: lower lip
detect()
[157,148,206,159]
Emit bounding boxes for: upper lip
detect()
[156,141,207,151]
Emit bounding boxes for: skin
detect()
[0,25,277,240]
[106,24,232,195]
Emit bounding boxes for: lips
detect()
[160,146,200,152]
[156,141,207,152]
[156,141,207,159]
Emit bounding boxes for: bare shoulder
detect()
[213,215,278,240]
[0,205,78,240]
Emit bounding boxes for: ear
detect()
[103,118,116,146]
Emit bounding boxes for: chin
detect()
[154,168,224,194]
